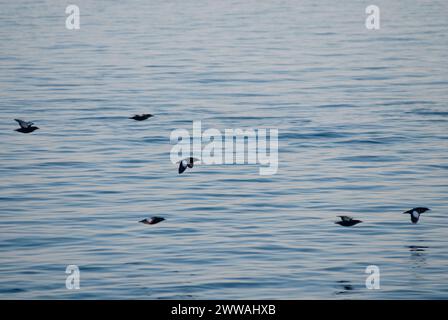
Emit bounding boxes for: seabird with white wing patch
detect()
[335,216,362,227]
[403,207,430,224]
[178,157,199,174]
[139,217,165,225]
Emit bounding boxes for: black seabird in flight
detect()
[403,207,430,224]
[14,119,39,133]
[178,157,199,174]
[335,216,363,227]
[129,114,153,121]
[139,217,165,225]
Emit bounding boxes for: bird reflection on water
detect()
[408,245,428,268]
[334,280,355,296]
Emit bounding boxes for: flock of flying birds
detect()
[14,117,431,227]
[335,207,430,226]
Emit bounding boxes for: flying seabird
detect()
[403,207,430,224]
[178,157,199,174]
[129,114,153,121]
[335,216,362,227]
[139,217,165,225]
[14,119,39,133]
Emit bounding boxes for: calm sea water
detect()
[1,0,448,299]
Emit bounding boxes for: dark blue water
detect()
[1,0,447,299]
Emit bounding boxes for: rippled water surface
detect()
[1,0,448,299]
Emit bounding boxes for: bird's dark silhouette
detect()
[139,217,165,225]
[178,157,199,174]
[14,119,39,133]
[129,114,153,121]
[335,216,362,227]
[403,207,430,224]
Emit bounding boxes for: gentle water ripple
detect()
[1,0,448,299]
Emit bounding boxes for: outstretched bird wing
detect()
[178,160,188,174]
[187,157,195,168]
[188,157,200,168]
[15,119,32,128]
[139,219,149,224]
[404,207,429,214]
